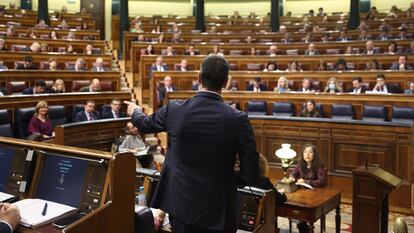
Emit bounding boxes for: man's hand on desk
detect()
[124,101,142,116]
[0,203,21,231]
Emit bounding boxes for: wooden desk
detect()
[276,188,341,233]
[0,26,101,40]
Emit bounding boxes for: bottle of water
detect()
[137,186,146,206]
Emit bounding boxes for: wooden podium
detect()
[352,165,403,233]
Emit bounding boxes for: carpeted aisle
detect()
[277,204,414,232]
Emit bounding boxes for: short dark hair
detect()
[200,55,229,91]
[336,58,347,66]
[352,77,362,82]
[35,79,46,87]
[24,56,33,62]
[377,74,386,80]
[254,77,261,82]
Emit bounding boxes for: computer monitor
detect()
[36,153,107,212]
[0,145,29,195]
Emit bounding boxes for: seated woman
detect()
[299,100,321,117]
[286,60,303,72]
[51,79,65,93]
[323,77,343,93]
[274,76,291,93]
[366,59,380,71]
[263,61,278,72]
[384,41,397,54]
[48,58,59,71]
[27,101,54,140]
[291,144,327,233]
[256,154,287,206]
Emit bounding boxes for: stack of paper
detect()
[14,199,77,229]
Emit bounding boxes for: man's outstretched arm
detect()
[125,101,167,134]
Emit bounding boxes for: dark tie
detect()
[115,112,119,118]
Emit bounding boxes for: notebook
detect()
[14,198,77,229]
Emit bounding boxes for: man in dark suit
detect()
[68,58,87,71]
[91,57,109,72]
[389,55,413,71]
[149,56,168,79]
[185,45,200,56]
[175,59,191,71]
[0,203,20,233]
[16,56,37,70]
[75,100,100,122]
[22,79,46,95]
[363,40,378,55]
[304,43,320,56]
[348,77,366,94]
[125,55,259,233]
[158,76,177,103]
[371,74,399,94]
[101,99,125,119]
[79,79,101,92]
[246,77,267,92]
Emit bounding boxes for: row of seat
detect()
[5,80,114,94]
[0,104,120,138]
[245,101,414,123]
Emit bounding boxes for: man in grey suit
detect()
[125,55,259,233]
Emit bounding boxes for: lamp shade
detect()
[275,144,296,159]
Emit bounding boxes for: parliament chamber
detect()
[0,0,413,232]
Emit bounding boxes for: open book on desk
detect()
[14,199,77,229]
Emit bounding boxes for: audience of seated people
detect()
[101,99,125,119]
[27,100,54,141]
[75,100,100,122]
[22,79,46,94]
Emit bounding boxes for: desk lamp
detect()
[275,144,298,193]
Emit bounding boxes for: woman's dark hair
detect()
[298,144,321,173]
[200,55,229,91]
[265,61,277,69]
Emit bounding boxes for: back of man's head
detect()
[200,55,229,91]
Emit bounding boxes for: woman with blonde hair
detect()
[27,101,54,140]
[274,76,291,93]
[324,77,343,93]
[51,79,65,93]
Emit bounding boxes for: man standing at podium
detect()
[0,203,20,233]
[126,55,260,233]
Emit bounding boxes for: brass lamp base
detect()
[276,180,298,193]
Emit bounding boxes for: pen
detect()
[41,202,48,216]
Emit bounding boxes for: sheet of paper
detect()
[0,192,15,202]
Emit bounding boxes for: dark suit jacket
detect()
[389,63,414,71]
[101,110,126,119]
[373,83,401,94]
[75,111,100,122]
[0,87,7,95]
[304,50,320,55]
[15,63,37,70]
[0,222,11,233]
[175,66,191,71]
[158,86,177,102]
[246,84,267,91]
[149,65,169,79]
[131,91,259,231]
[67,66,87,71]
[185,51,200,55]
[348,86,366,93]
[78,86,91,92]
[22,87,35,95]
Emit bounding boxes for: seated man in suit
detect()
[358,29,371,41]
[101,99,125,119]
[0,203,20,233]
[371,74,399,94]
[16,56,37,70]
[118,121,146,155]
[390,55,413,71]
[349,77,366,94]
[377,28,393,41]
[176,59,190,71]
[79,78,101,92]
[404,81,414,94]
[68,58,86,71]
[364,40,378,55]
[185,45,199,56]
[22,79,46,95]
[280,32,293,43]
[75,100,100,122]
[268,45,279,56]
[91,57,109,72]
[149,56,168,79]
[337,30,351,41]
[304,43,319,56]
[164,46,176,56]
[297,78,315,93]
[158,76,177,103]
[246,77,267,92]
[22,42,41,53]
[85,44,97,55]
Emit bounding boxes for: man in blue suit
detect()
[0,203,20,233]
[75,100,100,122]
[125,55,259,233]
[148,56,168,79]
